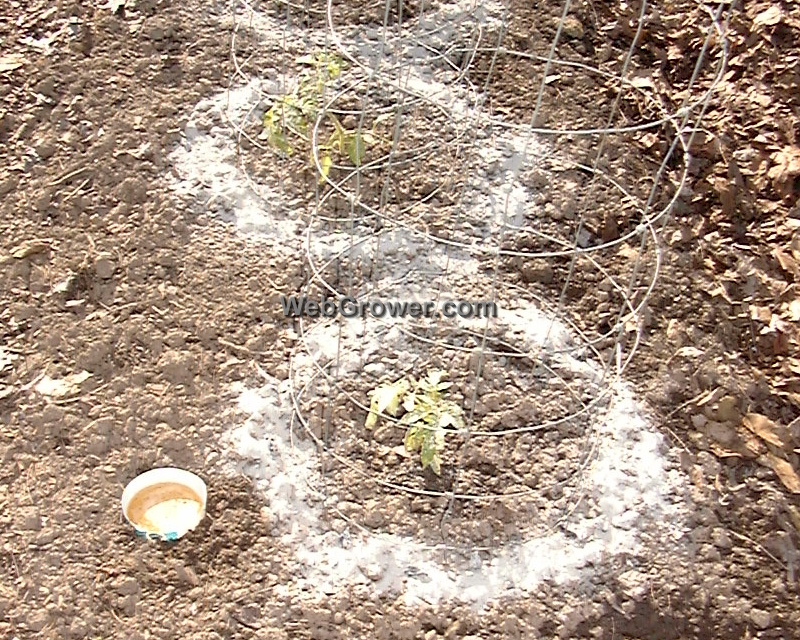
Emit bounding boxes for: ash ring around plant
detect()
[279,296,498,320]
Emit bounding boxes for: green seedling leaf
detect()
[420,430,443,475]
[400,408,425,426]
[325,56,342,79]
[370,369,464,474]
[326,115,346,153]
[268,129,292,154]
[327,130,345,155]
[345,132,367,166]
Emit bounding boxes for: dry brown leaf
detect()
[790,233,800,262]
[750,305,772,324]
[0,54,27,73]
[742,413,788,448]
[763,453,800,493]
[788,299,800,321]
[768,146,800,199]
[714,177,736,217]
[782,391,800,408]
[10,240,52,260]
[774,248,799,277]
[695,387,725,407]
[709,443,743,459]
[786,505,800,535]
[753,6,783,28]
[741,430,766,458]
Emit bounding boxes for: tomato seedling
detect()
[365,370,464,475]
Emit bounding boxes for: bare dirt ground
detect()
[1,1,799,639]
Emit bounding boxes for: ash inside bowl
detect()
[125,482,204,534]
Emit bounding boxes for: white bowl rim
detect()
[121,467,207,538]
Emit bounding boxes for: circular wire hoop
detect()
[228,0,732,552]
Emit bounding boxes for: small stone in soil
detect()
[94,253,116,279]
[358,562,384,582]
[750,608,771,629]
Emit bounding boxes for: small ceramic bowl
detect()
[121,468,207,541]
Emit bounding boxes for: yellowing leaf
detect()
[267,128,291,155]
[365,379,409,428]
[438,412,460,429]
[318,152,333,184]
[404,424,425,451]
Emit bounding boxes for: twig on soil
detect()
[106,604,126,626]
[24,462,35,506]
[47,166,91,188]
[52,381,110,406]
[20,371,46,392]
[664,424,691,454]
[99,300,143,320]
[729,529,786,570]
[63,177,91,202]
[7,548,21,582]
[218,337,271,357]
[233,615,261,631]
